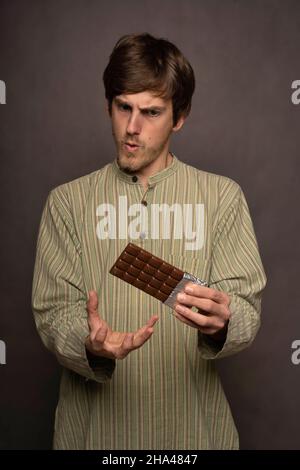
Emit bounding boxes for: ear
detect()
[172,114,186,132]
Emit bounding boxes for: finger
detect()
[183,284,229,305]
[133,324,156,348]
[174,311,200,329]
[174,310,224,335]
[125,315,158,350]
[88,323,109,354]
[94,323,109,344]
[175,304,212,328]
[146,315,159,328]
[131,325,153,349]
[177,294,229,318]
[134,315,159,342]
[89,319,104,342]
[174,313,219,336]
[175,303,230,331]
[117,333,134,359]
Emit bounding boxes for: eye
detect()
[146,109,161,117]
[118,103,131,112]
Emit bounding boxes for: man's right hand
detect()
[85,290,159,360]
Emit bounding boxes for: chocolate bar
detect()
[109,243,208,309]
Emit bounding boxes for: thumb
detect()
[87,290,100,326]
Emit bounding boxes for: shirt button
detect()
[132,175,138,182]
[141,200,148,206]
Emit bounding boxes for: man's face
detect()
[109,91,184,174]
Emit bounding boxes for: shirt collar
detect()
[111,152,179,187]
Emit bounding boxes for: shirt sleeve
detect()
[31,187,115,382]
[198,182,267,359]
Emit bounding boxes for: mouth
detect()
[124,142,140,152]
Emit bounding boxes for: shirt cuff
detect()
[197,293,260,360]
[61,315,116,383]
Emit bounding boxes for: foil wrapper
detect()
[163,272,208,310]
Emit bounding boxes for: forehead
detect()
[114,91,171,108]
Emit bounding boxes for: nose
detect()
[126,111,142,136]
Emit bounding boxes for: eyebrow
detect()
[114,97,166,112]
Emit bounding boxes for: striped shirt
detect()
[31,154,266,449]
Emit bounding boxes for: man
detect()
[32,33,266,450]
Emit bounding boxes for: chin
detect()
[117,156,139,174]
[122,165,137,175]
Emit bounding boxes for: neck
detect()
[138,151,173,191]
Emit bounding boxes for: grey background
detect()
[0,0,299,449]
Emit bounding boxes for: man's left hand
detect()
[174,283,231,341]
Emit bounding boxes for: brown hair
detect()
[103,33,195,126]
